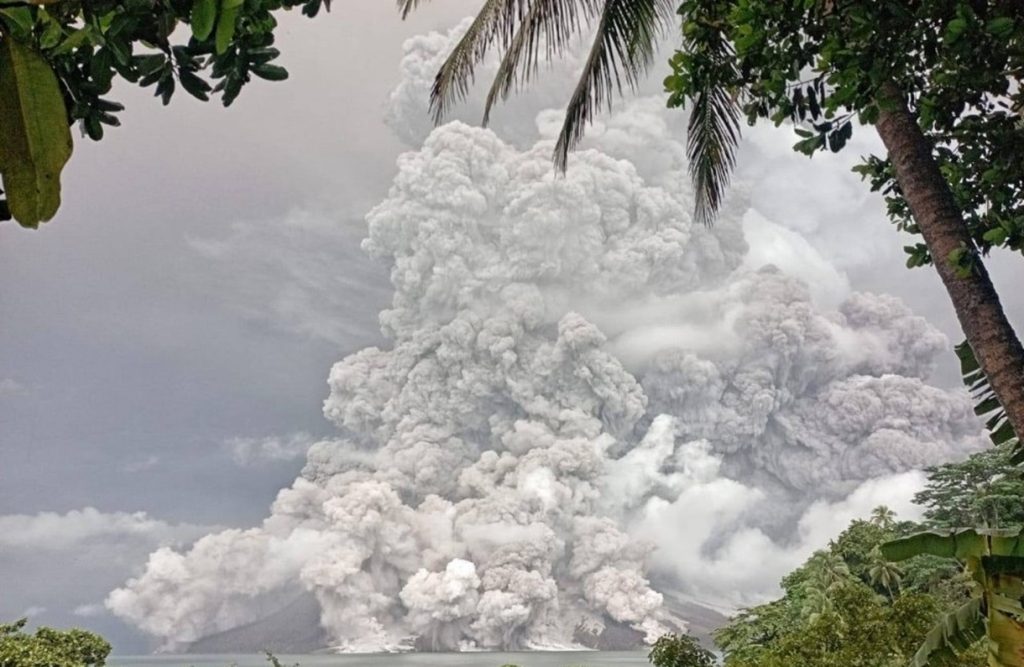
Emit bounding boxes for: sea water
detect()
[108,652,649,667]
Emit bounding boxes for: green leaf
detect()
[252,63,287,81]
[50,27,93,56]
[0,36,73,228]
[986,17,1015,38]
[214,0,239,55]
[944,18,968,43]
[907,598,985,667]
[191,0,217,41]
[179,69,211,100]
[0,7,33,38]
[983,227,1008,246]
[38,16,63,49]
[881,529,986,561]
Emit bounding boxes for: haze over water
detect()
[109,652,649,667]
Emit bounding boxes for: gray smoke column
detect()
[107,22,985,652]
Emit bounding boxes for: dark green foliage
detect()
[955,341,1022,464]
[914,442,1024,529]
[0,618,111,667]
[0,0,329,226]
[714,504,990,666]
[648,633,715,667]
[552,0,676,171]
[663,0,1024,257]
[671,1,740,226]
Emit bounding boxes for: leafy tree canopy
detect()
[714,514,985,667]
[0,618,111,667]
[711,449,1024,667]
[0,0,329,227]
[915,442,1024,529]
[665,0,1024,260]
[648,632,716,667]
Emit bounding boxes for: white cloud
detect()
[0,508,219,640]
[0,378,26,397]
[122,455,161,473]
[225,432,319,466]
[0,508,211,552]
[73,603,106,618]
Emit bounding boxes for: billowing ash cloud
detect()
[107,22,985,653]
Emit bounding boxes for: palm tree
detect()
[798,551,853,623]
[807,551,852,591]
[398,0,1024,453]
[871,506,897,530]
[867,547,902,599]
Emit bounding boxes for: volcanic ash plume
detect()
[107,25,986,653]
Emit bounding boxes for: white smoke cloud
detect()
[385,19,588,149]
[615,416,929,609]
[0,508,216,631]
[108,23,986,654]
[73,603,106,618]
[0,508,209,552]
[226,432,320,466]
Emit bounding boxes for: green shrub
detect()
[649,633,715,667]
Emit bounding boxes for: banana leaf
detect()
[988,598,1024,667]
[909,597,985,667]
[882,529,987,561]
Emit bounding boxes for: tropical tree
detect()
[882,527,1024,667]
[0,618,110,667]
[648,632,716,667]
[405,0,1024,454]
[870,547,905,599]
[0,0,329,228]
[915,442,1024,530]
[715,502,993,667]
[718,579,978,667]
[806,551,853,592]
[874,506,899,530]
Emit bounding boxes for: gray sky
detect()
[0,1,478,650]
[0,0,1021,653]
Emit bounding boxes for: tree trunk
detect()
[873,82,1024,443]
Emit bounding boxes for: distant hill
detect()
[186,594,326,654]
[659,591,731,646]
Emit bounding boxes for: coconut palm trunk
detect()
[873,82,1024,447]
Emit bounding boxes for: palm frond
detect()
[428,0,527,124]
[688,77,740,226]
[684,32,741,227]
[483,0,598,126]
[956,339,1023,463]
[553,0,675,170]
[397,0,424,20]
